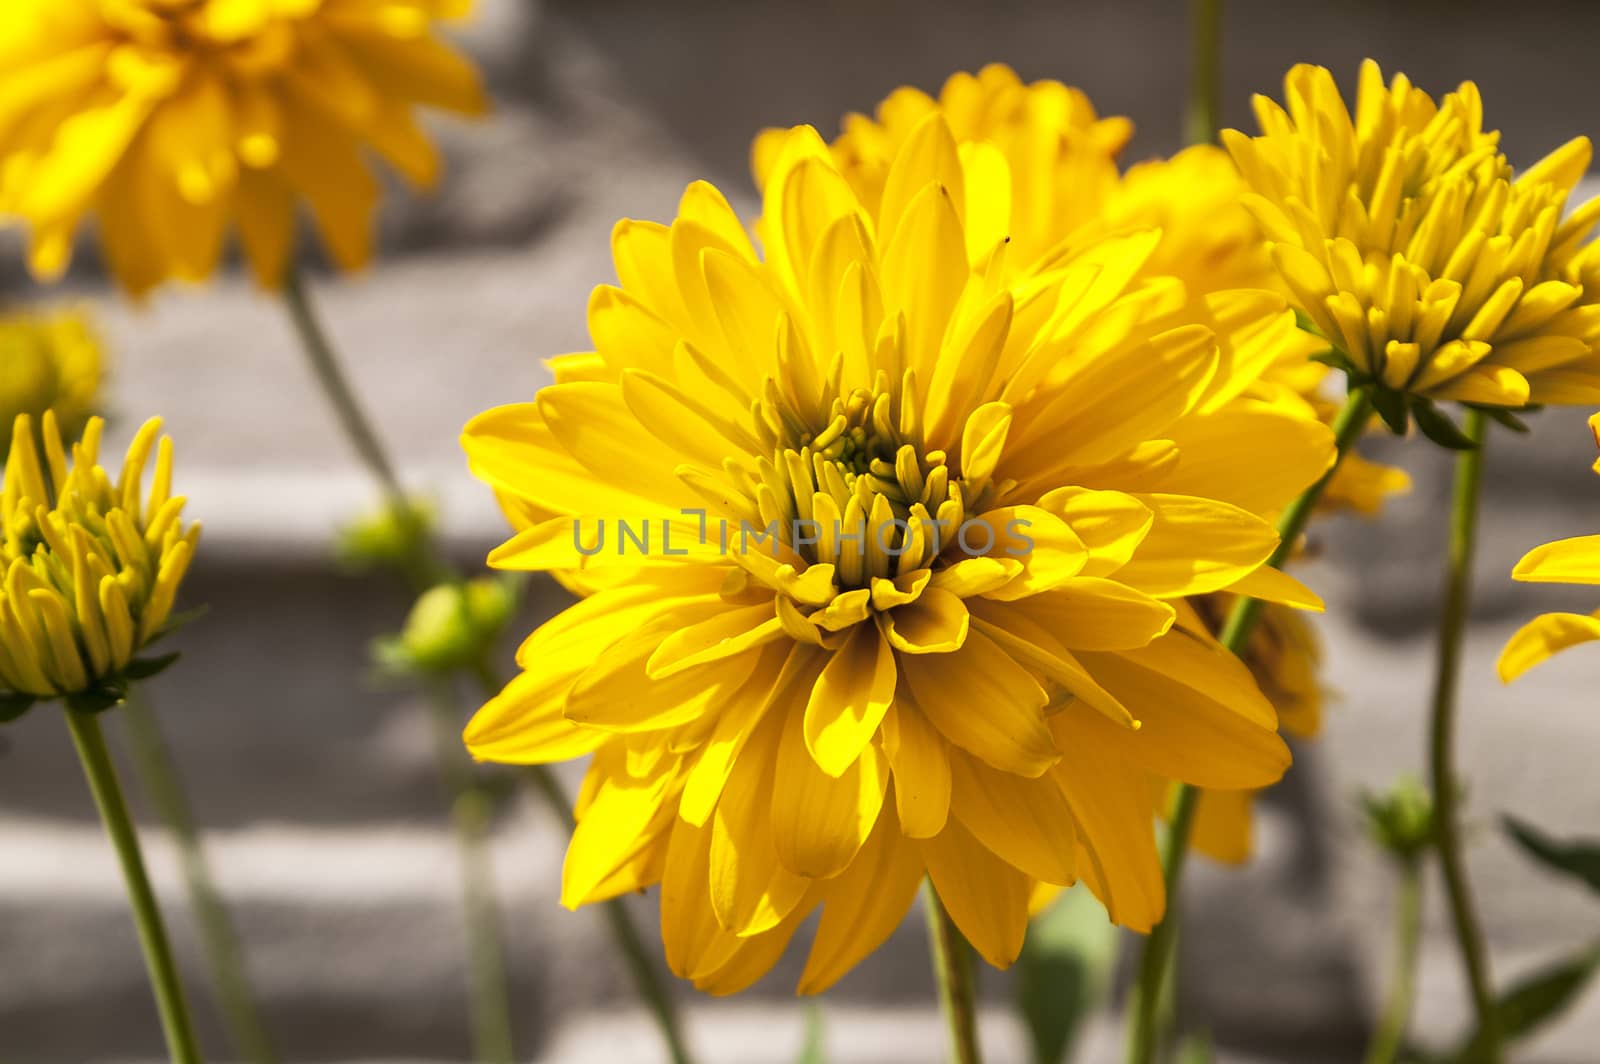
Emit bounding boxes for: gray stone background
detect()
[1,1,1598,1061]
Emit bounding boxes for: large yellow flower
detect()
[0,411,196,711]
[0,0,487,295]
[1497,413,1600,681]
[462,107,1338,992]
[1225,61,1600,418]
[0,306,105,451]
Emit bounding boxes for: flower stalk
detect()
[1427,408,1500,1061]
[926,884,982,1064]
[1124,387,1375,1064]
[124,694,278,1064]
[1364,857,1424,1064]
[66,707,204,1064]
[426,682,516,1064]
[1186,0,1224,146]
[284,271,693,1063]
[477,661,695,1064]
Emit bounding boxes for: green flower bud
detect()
[378,577,517,676]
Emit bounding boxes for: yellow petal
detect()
[1078,634,1290,789]
[562,748,679,908]
[804,623,897,776]
[879,586,970,654]
[771,696,889,878]
[947,750,1077,884]
[798,809,924,994]
[902,631,1057,777]
[1224,564,1326,612]
[709,712,810,937]
[880,699,951,839]
[1497,610,1600,682]
[921,820,1031,969]
[463,668,605,765]
[1011,579,1176,651]
[1512,535,1600,585]
[1051,709,1165,931]
[1114,493,1280,599]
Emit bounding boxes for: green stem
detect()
[123,694,278,1064]
[1185,0,1224,146]
[1125,388,1375,1064]
[1364,859,1424,1064]
[925,883,982,1064]
[281,268,440,591]
[472,662,694,1064]
[426,683,517,1064]
[65,709,204,1064]
[1428,408,1500,1060]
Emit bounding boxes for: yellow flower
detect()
[0,0,487,296]
[1498,413,1600,681]
[462,106,1338,993]
[1226,61,1600,418]
[0,412,197,708]
[0,306,106,451]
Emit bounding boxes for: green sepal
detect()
[0,693,37,724]
[1473,406,1532,433]
[1503,815,1600,896]
[1309,348,1357,374]
[1016,884,1118,1064]
[122,652,181,682]
[65,682,127,716]
[1293,308,1325,337]
[1410,400,1479,451]
[1371,388,1410,436]
[146,605,209,646]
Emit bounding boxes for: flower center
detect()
[750,371,978,591]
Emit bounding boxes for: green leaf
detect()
[122,652,181,682]
[1371,388,1410,436]
[1016,885,1118,1064]
[795,1003,826,1064]
[1455,945,1600,1061]
[1410,400,1479,450]
[1503,816,1600,896]
[0,693,37,724]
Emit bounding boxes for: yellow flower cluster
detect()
[0,413,197,705]
[0,0,487,295]
[0,308,105,454]
[1227,61,1600,420]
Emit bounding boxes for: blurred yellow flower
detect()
[0,0,487,296]
[1498,413,1600,682]
[0,307,105,451]
[462,107,1337,992]
[0,412,197,706]
[1226,61,1600,418]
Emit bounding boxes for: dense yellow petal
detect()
[1497,610,1600,682]
[922,819,1032,969]
[1512,535,1600,585]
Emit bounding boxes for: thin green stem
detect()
[426,682,517,1064]
[65,709,204,1064]
[925,884,982,1064]
[1428,408,1500,1060]
[281,268,440,590]
[1125,388,1375,1064]
[123,693,278,1064]
[472,661,694,1064]
[1364,859,1424,1064]
[1185,0,1224,146]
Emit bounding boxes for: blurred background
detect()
[1,1,1598,1061]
